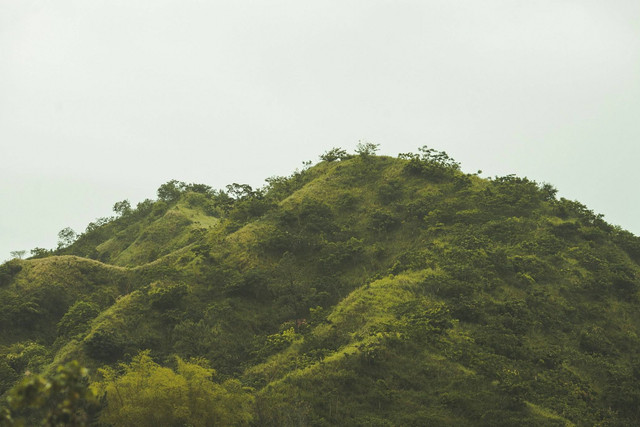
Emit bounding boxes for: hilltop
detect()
[1,145,640,426]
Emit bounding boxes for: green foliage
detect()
[264,170,314,203]
[399,145,461,181]
[0,261,21,287]
[182,191,216,215]
[1,361,96,427]
[254,327,297,361]
[368,209,399,234]
[0,359,18,396]
[82,217,114,240]
[0,283,72,335]
[355,141,380,157]
[57,227,77,250]
[28,248,52,259]
[172,319,214,357]
[148,282,188,310]
[320,147,350,162]
[2,342,49,383]
[613,226,640,262]
[112,200,131,216]
[1,148,640,425]
[392,299,453,341]
[8,251,25,261]
[156,179,185,202]
[57,301,99,338]
[93,351,253,426]
[377,179,402,204]
[83,329,124,362]
[226,183,254,199]
[227,188,274,226]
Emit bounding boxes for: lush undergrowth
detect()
[2,145,640,426]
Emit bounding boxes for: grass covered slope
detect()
[2,146,640,425]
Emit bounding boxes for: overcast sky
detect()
[1,0,639,261]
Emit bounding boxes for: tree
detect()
[148,282,189,310]
[83,329,124,362]
[355,141,380,157]
[93,351,253,426]
[29,248,51,259]
[112,200,132,216]
[185,183,213,194]
[417,145,460,169]
[0,260,22,287]
[57,227,77,249]
[85,217,113,233]
[1,361,96,427]
[226,183,254,199]
[57,301,100,338]
[157,180,185,202]
[398,146,461,180]
[320,147,349,162]
[8,251,25,260]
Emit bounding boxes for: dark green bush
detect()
[83,329,124,362]
[0,261,21,287]
[148,282,189,310]
[57,301,100,338]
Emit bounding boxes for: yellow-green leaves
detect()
[93,351,253,427]
[3,361,96,427]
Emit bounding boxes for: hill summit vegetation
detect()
[1,144,640,426]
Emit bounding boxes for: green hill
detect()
[2,145,640,426]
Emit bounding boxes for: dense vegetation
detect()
[1,145,640,426]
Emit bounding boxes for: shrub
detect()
[83,329,124,362]
[4,342,49,374]
[320,147,350,162]
[580,326,616,356]
[399,146,460,181]
[0,261,22,287]
[93,351,253,427]
[57,301,100,338]
[3,361,96,426]
[369,210,399,234]
[148,282,189,310]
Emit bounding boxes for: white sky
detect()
[1,0,639,261]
